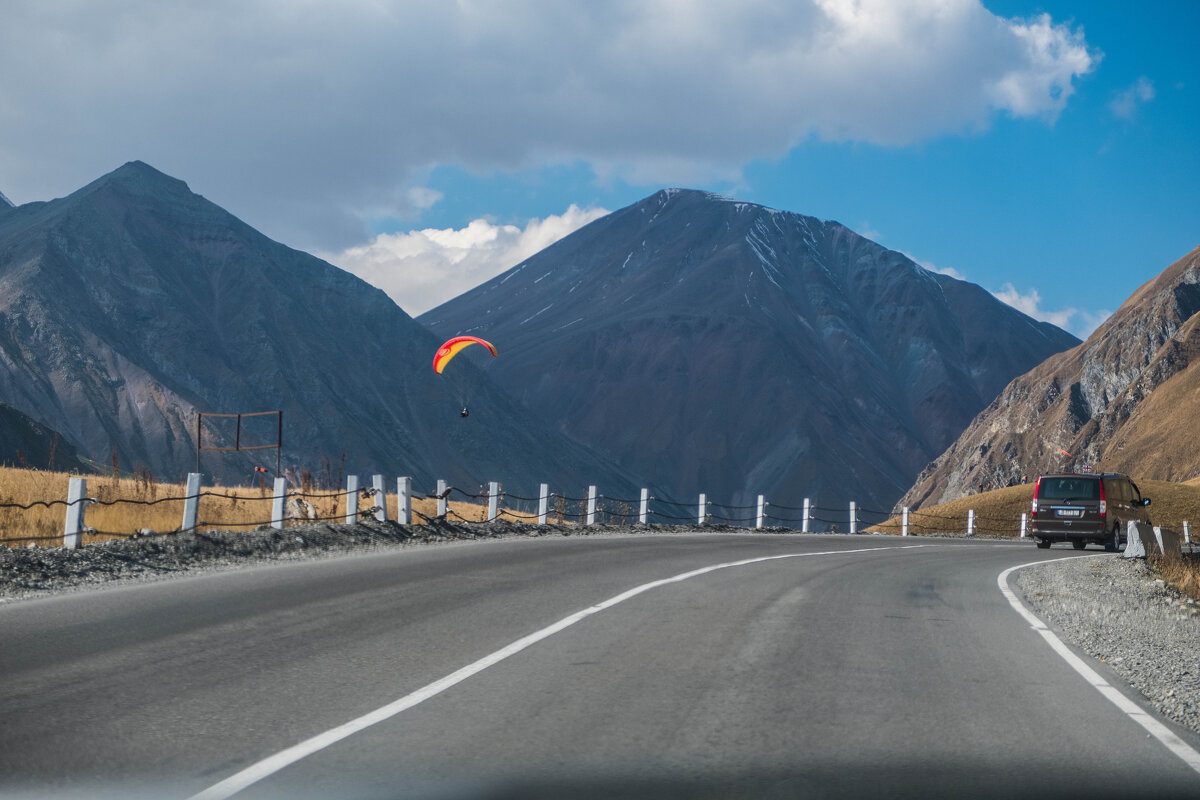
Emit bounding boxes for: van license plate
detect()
[1056,508,1083,518]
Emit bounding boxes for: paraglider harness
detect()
[460,407,470,418]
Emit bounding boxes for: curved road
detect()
[1,533,1198,798]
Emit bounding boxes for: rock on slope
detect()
[0,401,88,471]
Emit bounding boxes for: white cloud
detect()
[928,264,966,281]
[987,13,1097,120]
[857,222,883,243]
[324,204,609,316]
[904,252,965,281]
[0,0,1098,251]
[405,187,444,212]
[1072,308,1113,339]
[1109,76,1156,119]
[991,282,1109,338]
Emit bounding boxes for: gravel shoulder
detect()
[1015,555,1200,737]
[3,522,1197,738]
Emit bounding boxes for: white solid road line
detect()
[190,544,926,800]
[998,559,1200,775]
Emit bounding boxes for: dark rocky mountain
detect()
[0,161,643,497]
[421,189,1079,514]
[0,401,89,471]
[902,245,1200,508]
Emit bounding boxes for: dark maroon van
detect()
[1029,472,1152,551]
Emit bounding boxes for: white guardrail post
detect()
[756,495,766,529]
[397,477,412,524]
[586,485,597,526]
[639,488,649,525]
[372,475,388,522]
[698,493,707,525]
[902,507,910,537]
[182,472,201,532]
[802,498,810,533]
[1185,521,1191,544]
[487,481,500,522]
[538,483,550,525]
[345,475,359,522]
[437,479,448,519]
[1020,512,1028,538]
[63,477,89,549]
[849,501,857,534]
[271,477,287,529]
[966,509,975,536]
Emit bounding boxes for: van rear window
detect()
[1038,477,1100,500]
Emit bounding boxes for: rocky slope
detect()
[0,162,643,497]
[903,245,1200,508]
[422,189,1078,514]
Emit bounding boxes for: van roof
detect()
[1038,472,1128,479]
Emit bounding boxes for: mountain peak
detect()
[645,188,779,212]
[52,160,232,234]
[638,188,841,237]
[89,160,192,197]
[0,189,13,209]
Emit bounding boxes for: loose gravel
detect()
[2,522,1197,739]
[0,519,751,601]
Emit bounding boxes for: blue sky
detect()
[2,1,1196,337]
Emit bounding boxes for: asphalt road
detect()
[2,533,1198,799]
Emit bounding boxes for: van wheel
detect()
[1036,539,1051,549]
[1072,540,1087,550]
[1104,525,1121,553]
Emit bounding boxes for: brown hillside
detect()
[1100,314,1200,481]
[902,245,1200,508]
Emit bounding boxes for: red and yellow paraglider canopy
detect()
[432,335,498,374]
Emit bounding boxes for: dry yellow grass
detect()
[1152,553,1200,600]
[867,477,1200,599]
[867,477,1200,538]
[0,465,513,548]
[867,483,1036,537]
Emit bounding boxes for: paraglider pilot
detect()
[433,336,497,422]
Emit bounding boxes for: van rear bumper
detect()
[1029,525,1106,542]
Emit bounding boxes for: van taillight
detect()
[1098,480,1107,518]
[1031,478,1041,515]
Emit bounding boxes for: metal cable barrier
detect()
[7,474,1165,549]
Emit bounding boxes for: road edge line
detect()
[998,559,1200,775]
